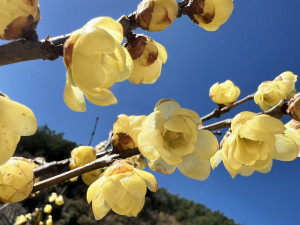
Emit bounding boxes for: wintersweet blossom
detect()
[69,146,101,186]
[112,114,146,151]
[43,204,52,213]
[209,80,240,106]
[138,99,219,180]
[210,112,298,178]
[287,92,300,121]
[125,35,168,84]
[0,157,34,203]
[87,160,157,220]
[192,0,234,31]
[0,92,37,165]
[136,0,178,32]
[63,17,133,111]
[254,71,297,111]
[0,0,40,40]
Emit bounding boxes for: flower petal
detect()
[0,128,20,165]
[134,168,158,192]
[64,71,86,112]
[274,134,299,161]
[84,89,117,106]
[148,157,176,174]
[0,96,37,136]
[194,129,219,159]
[177,153,211,181]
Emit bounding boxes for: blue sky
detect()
[1,0,300,224]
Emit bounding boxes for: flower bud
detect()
[43,204,52,214]
[112,114,146,151]
[15,215,27,225]
[0,157,34,203]
[48,192,57,202]
[0,0,40,40]
[287,93,300,121]
[190,0,234,31]
[46,215,53,225]
[209,80,240,106]
[125,35,167,84]
[69,146,101,186]
[55,195,64,206]
[136,0,178,32]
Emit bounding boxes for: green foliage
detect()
[15,125,77,161]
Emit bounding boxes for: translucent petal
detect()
[101,180,127,206]
[148,157,176,174]
[164,116,191,134]
[120,174,147,199]
[246,115,285,134]
[231,111,257,131]
[274,134,299,161]
[154,99,181,118]
[210,150,222,170]
[134,168,158,192]
[0,128,20,165]
[85,17,124,43]
[256,161,273,174]
[92,194,111,220]
[170,108,202,125]
[86,176,105,203]
[177,153,211,180]
[84,89,117,106]
[63,72,86,112]
[238,165,255,177]
[129,60,162,84]
[154,41,168,63]
[194,130,219,159]
[0,96,37,136]
[115,45,133,82]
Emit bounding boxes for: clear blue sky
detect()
[1,0,300,224]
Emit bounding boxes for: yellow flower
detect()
[46,216,53,225]
[87,160,157,220]
[192,0,234,31]
[0,92,37,165]
[48,192,57,202]
[69,146,101,186]
[254,71,297,111]
[55,195,64,206]
[63,17,133,111]
[136,0,178,32]
[138,99,219,180]
[285,120,300,157]
[287,92,300,121]
[211,112,298,178]
[274,71,297,99]
[0,0,40,40]
[209,80,240,106]
[112,114,146,151]
[43,204,52,214]
[125,35,168,84]
[15,215,27,225]
[0,157,34,203]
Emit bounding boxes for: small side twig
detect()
[88,117,99,146]
[201,94,255,122]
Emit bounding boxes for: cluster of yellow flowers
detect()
[254,71,297,111]
[62,0,234,111]
[210,112,300,177]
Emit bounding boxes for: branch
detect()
[33,148,140,193]
[201,100,288,131]
[202,94,254,122]
[0,0,193,66]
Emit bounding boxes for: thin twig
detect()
[201,94,254,122]
[88,117,99,146]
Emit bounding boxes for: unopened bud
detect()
[0,0,40,40]
[136,0,178,32]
